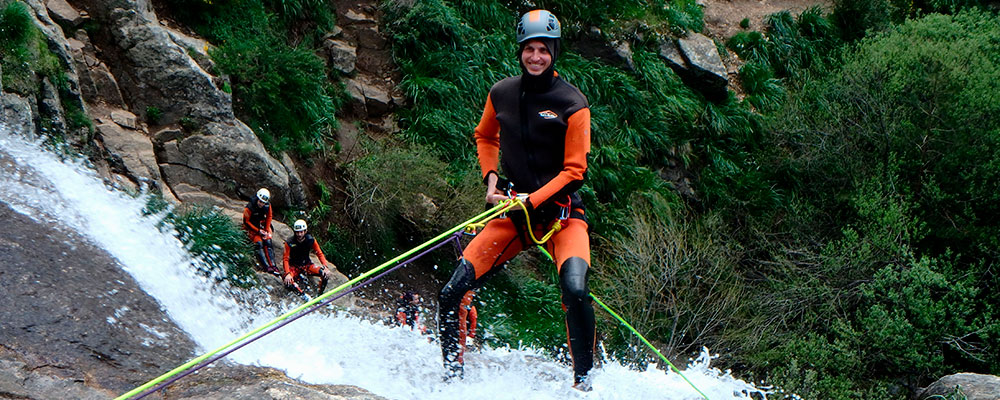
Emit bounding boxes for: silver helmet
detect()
[516,10,560,43]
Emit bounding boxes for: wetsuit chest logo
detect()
[538,110,558,119]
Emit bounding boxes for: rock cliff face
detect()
[0,201,382,399]
[6,0,306,209]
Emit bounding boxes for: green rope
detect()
[536,246,710,399]
[117,203,511,400]
[590,295,710,399]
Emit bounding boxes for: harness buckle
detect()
[555,195,571,220]
[500,182,516,219]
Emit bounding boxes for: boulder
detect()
[659,33,729,102]
[0,94,36,137]
[95,119,164,190]
[658,39,687,70]
[106,6,232,124]
[69,31,127,107]
[677,33,728,84]
[165,26,216,74]
[45,0,83,28]
[345,76,392,117]
[325,38,358,75]
[918,373,1000,400]
[167,364,386,400]
[0,203,381,399]
[156,121,305,209]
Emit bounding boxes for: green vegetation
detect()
[162,0,343,155]
[743,11,1000,397]
[12,0,998,396]
[0,1,61,96]
[1,0,90,144]
[144,195,258,288]
[146,106,163,124]
[341,136,480,270]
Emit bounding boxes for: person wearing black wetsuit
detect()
[437,9,596,390]
[282,219,333,296]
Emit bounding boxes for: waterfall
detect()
[0,125,768,399]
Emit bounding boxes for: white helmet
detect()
[256,188,270,203]
[293,219,308,232]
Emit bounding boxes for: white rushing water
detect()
[0,126,769,400]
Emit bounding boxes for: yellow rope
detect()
[464,197,563,245]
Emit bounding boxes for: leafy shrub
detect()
[146,106,162,124]
[831,0,894,41]
[594,196,745,366]
[751,10,1000,397]
[345,138,478,260]
[143,196,258,288]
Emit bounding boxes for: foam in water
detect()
[0,126,769,399]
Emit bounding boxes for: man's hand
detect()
[283,274,293,286]
[484,173,502,205]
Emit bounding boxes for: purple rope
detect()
[133,233,463,399]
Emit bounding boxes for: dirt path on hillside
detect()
[701,0,834,41]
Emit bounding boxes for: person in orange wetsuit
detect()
[437,9,596,390]
[458,291,478,355]
[395,291,428,334]
[243,188,280,275]
[282,219,333,297]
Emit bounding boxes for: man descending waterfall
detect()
[437,9,596,391]
[243,188,280,276]
[282,219,334,297]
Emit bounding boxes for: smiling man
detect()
[437,9,596,391]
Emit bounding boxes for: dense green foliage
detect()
[162,0,342,155]
[745,11,1000,397]
[144,195,258,288]
[0,0,55,95]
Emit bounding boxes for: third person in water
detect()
[436,9,596,390]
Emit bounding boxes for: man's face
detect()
[257,199,267,208]
[295,230,306,240]
[411,294,421,305]
[521,40,552,76]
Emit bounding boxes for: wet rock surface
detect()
[0,202,383,399]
